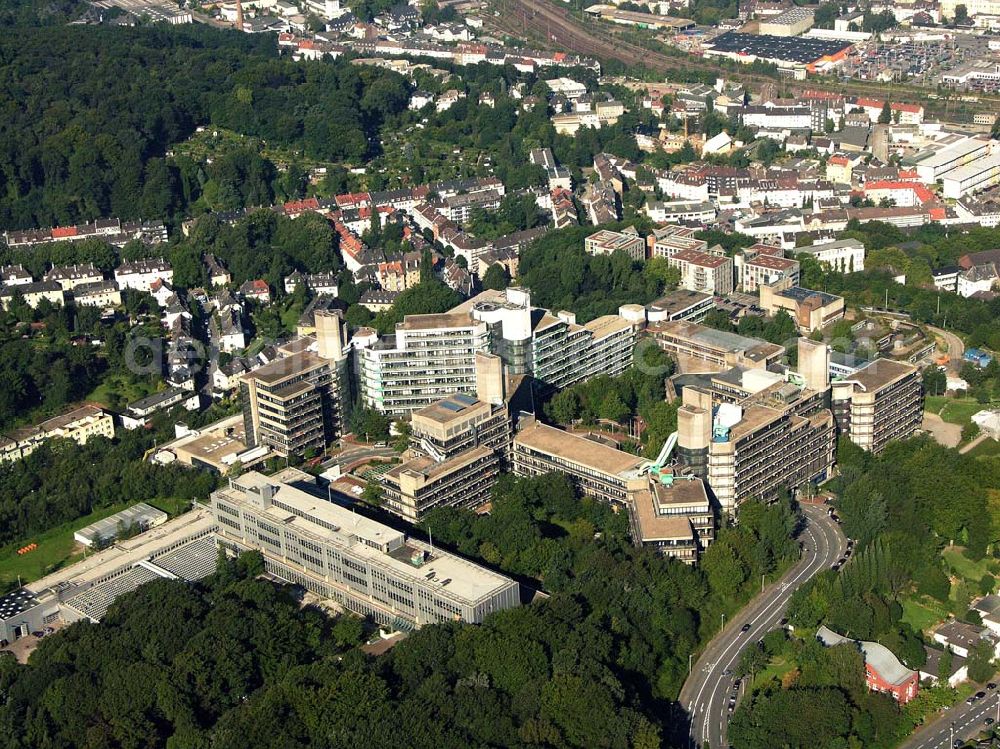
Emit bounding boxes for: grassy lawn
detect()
[86,374,158,409]
[925,396,987,427]
[0,497,194,589]
[967,438,1000,459]
[901,595,950,633]
[753,655,798,691]
[943,546,993,584]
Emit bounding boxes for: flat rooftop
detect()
[29,508,217,596]
[397,311,477,331]
[515,421,647,477]
[168,416,250,466]
[776,286,841,306]
[648,290,713,315]
[245,349,328,386]
[707,31,852,64]
[387,445,493,482]
[220,472,514,604]
[412,391,489,427]
[847,358,917,391]
[75,503,167,544]
[650,320,785,362]
[584,314,633,339]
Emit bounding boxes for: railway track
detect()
[489,0,1000,117]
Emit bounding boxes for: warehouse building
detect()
[758,7,814,36]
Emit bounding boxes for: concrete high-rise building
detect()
[831,359,923,453]
[797,337,830,393]
[241,311,350,457]
[355,312,490,417]
[675,352,836,514]
[356,288,636,416]
[210,469,520,627]
[381,446,500,523]
[465,288,635,390]
[626,474,716,565]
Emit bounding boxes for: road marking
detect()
[688,508,842,745]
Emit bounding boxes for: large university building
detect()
[831,358,923,454]
[357,288,636,416]
[210,469,521,628]
[241,311,350,457]
[673,339,922,513]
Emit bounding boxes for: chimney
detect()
[235,0,244,31]
[475,352,505,405]
[315,309,345,361]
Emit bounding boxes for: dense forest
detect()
[0,431,217,554]
[0,473,803,748]
[0,25,409,229]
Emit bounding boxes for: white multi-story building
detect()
[792,238,865,272]
[357,288,636,415]
[357,313,490,416]
[44,263,104,291]
[741,254,800,293]
[114,258,174,292]
[739,104,812,130]
[584,228,646,261]
[942,152,1000,199]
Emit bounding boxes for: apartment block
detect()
[740,253,800,294]
[649,225,709,259]
[114,258,173,292]
[584,228,646,261]
[793,238,865,273]
[512,418,646,505]
[626,474,715,565]
[210,470,520,627]
[241,311,349,457]
[830,358,923,453]
[43,263,104,291]
[669,249,734,295]
[0,404,115,463]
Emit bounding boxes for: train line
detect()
[489,0,1000,117]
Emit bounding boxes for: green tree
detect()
[482,263,510,291]
[967,638,996,682]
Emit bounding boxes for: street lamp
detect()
[721,613,726,630]
[689,653,693,674]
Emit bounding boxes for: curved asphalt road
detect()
[678,503,845,749]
